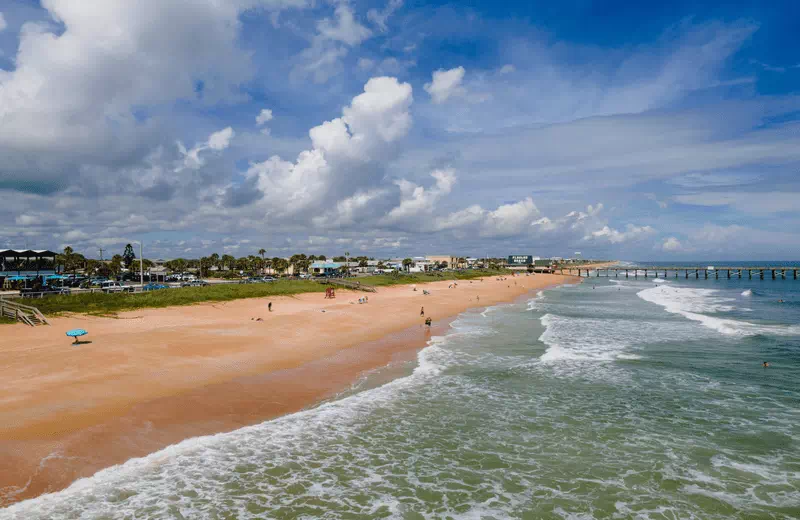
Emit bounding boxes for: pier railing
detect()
[559,266,799,280]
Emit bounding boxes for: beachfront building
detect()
[408,257,434,273]
[310,261,343,276]
[426,255,461,269]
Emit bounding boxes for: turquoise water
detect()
[3,273,799,519]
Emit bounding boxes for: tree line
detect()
[55,245,503,277]
[55,246,381,277]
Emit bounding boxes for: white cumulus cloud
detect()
[584,224,655,244]
[424,66,466,104]
[246,76,413,217]
[177,127,234,171]
[256,108,274,126]
[317,4,372,46]
[662,236,683,251]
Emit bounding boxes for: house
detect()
[408,257,434,273]
[310,261,343,276]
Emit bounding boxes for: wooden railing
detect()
[0,298,49,326]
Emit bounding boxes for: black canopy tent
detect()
[0,249,58,276]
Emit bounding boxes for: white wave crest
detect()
[637,285,798,337]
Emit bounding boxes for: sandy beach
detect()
[0,273,579,506]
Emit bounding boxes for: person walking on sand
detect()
[420,307,425,317]
[268,302,272,312]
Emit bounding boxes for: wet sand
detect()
[0,273,577,506]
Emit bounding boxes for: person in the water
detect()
[763,361,770,368]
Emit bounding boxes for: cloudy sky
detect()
[1,0,799,261]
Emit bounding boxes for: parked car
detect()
[101,281,134,293]
[80,278,106,289]
[142,283,170,291]
[181,279,209,287]
[298,273,312,279]
[261,276,276,282]
[20,286,70,297]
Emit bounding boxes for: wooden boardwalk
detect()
[560,266,799,280]
[0,298,49,326]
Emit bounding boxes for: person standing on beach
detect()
[268,302,272,312]
[420,307,424,316]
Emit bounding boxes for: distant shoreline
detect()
[0,272,579,506]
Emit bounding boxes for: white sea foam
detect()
[526,291,545,311]
[538,314,637,363]
[741,289,753,296]
[638,285,800,337]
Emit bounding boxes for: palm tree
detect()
[60,246,75,275]
[85,259,100,277]
[109,254,124,279]
[258,248,266,274]
[272,257,289,275]
[210,253,220,270]
[174,258,188,274]
[200,257,211,278]
[402,258,413,272]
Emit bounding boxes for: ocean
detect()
[3,267,799,519]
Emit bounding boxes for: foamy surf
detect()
[4,276,797,520]
[637,285,798,337]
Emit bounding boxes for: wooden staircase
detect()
[0,299,49,326]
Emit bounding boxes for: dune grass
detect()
[23,269,511,317]
[0,316,17,325]
[31,280,327,316]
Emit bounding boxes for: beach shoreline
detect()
[0,273,579,506]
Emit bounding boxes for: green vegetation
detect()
[28,269,509,317]
[0,315,17,325]
[32,280,327,316]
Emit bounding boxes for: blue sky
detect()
[0,0,798,260]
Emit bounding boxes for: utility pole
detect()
[140,241,144,288]
[98,248,106,261]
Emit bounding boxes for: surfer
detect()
[763,361,770,368]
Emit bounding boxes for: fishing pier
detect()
[560,266,799,280]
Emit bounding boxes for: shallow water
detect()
[3,273,799,519]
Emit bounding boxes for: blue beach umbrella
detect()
[66,328,88,344]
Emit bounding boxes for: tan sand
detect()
[0,273,577,505]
